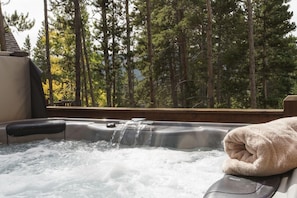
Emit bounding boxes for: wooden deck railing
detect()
[46,95,297,124]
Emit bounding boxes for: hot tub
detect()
[1,118,297,198]
[0,118,242,197]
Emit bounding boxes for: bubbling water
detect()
[0,140,226,198]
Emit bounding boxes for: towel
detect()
[223,117,297,176]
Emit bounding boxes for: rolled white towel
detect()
[223,117,297,176]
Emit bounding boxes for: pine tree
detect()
[22,35,31,56]
[0,1,35,50]
[254,0,297,108]
[31,0,297,109]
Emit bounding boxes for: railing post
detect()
[283,95,297,117]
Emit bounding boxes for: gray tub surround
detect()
[0,117,241,149]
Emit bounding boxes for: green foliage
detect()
[6,11,35,31]
[254,0,297,108]
[31,0,297,108]
[22,35,31,56]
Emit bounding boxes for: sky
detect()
[2,0,297,49]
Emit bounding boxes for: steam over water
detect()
[0,140,226,197]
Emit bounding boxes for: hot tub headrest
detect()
[6,119,66,137]
[203,174,281,198]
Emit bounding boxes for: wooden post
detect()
[283,95,297,117]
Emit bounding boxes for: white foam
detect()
[0,140,226,197]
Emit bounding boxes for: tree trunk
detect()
[169,45,178,107]
[101,0,111,107]
[262,0,268,108]
[80,49,88,106]
[216,28,222,106]
[146,0,155,107]
[176,7,188,107]
[44,0,54,106]
[206,0,214,108]
[111,9,116,107]
[81,21,96,106]
[126,0,135,107]
[0,1,6,51]
[247,0,257,108]
[74,0,82,106]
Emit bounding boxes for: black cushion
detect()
[204,174,281,198]
[6,119,66,137]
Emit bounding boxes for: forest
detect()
[3,0,297,109]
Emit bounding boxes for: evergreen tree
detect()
[44,0,54,106]
[5,11,35,31]
[22,35,31,56]
[0,1,35,50]
[31,0,297,109]
[254,0,297,108]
